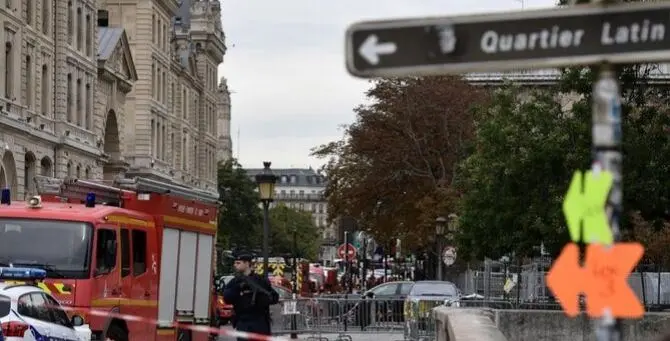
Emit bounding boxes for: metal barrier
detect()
[268,297,564,340]
[271,297,407,339]
[405,299,442,341]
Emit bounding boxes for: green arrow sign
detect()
[562,170,614,244]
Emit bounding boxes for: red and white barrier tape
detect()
[0,296,290,341]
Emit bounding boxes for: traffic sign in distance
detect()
[442,246,457,266]
[546,242,644,318]
[345,2,670,78]
[337,243,357,259]
[563,170,614,244]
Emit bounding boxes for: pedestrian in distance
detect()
[223,254,279,341]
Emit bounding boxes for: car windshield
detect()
[0,219,93,279]
[274,286,291,299]
[410,282,458,297]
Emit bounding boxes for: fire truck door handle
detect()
[144,291,151,298]
[111,288,120,295]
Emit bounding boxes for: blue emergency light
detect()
[0,189,9,205]
[85,192,96,208]
[0,267,47,280]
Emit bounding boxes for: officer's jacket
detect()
[223,273,279,320]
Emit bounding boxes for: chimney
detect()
[98,10,109,27]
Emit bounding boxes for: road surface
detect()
[217,325,404,341]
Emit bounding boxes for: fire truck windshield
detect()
[0,219,92,279]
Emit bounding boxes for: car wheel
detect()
[105,324,128,341]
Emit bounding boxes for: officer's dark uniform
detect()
[223,254,279,340]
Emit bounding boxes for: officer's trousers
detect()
[236,319,271,341]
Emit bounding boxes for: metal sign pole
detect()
[592,64,624,341]
[589,0,623,338]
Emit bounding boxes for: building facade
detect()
[0,0,231,201]
[104,0,229,193]
[245,167,338,262]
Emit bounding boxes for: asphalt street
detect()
[217,325,404,341]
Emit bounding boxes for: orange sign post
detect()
[546,242,644,318]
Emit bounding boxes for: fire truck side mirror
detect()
[0,296,9,317]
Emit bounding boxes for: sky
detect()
[218,0,557,169]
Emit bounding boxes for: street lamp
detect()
[290,224,298,339]
[255,161,277,277]
[435,216,446,281]
[447,213,458,237]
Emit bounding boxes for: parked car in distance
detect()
[341,281,414,328]
[403,281,461,341]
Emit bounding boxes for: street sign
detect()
[563,170,613,244]
[546,242,644,318]
[345,2,670,78]
[337,243,357,259]
[442,246,457,266]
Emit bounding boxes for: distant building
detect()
[246,167,337,263]
[464,67,670,87]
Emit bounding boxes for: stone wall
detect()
[495,310,670,341]
[433,308,670,341]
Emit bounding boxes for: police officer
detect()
[223,254,279,340]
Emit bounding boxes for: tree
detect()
[458,56,670,260]
[628,211,670,268]
[557,0,670,229]
[456,85,590,260]
[217,159,263,252]
[312,76,488,250]
[268,204,321,260]
[560,64,670,230]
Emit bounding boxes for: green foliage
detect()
[217,159,263,252]
[268,204,321,260]
[457,85,590,260]
[216,160,322,271]
[458,65,670,260]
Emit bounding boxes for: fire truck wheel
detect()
[106,323,129,341]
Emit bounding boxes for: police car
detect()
[0,267,91,340]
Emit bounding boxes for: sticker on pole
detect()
[562,170,614,244]
[282,300,298,315]
[546,242,644,318]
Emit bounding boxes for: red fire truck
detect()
[0,175,220,341]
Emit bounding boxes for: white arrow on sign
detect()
[359,34,397,65]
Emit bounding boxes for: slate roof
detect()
[97,27,124,61]
[173,0,195,69]
[246,168,327,188]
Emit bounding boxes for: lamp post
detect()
[255,161,277,277]
[447,213,458,238]
[435,216,446,281]
[445,214,459,282]
[290,224,298,339]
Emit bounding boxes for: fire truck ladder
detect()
[34,175,124,206]
[115,177,219,204]
[34,175,219,205]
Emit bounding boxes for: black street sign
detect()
[345,2,670,78]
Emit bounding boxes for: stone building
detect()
[245,167,338,262]
[0,0,231,200]
[103,0,229,193]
